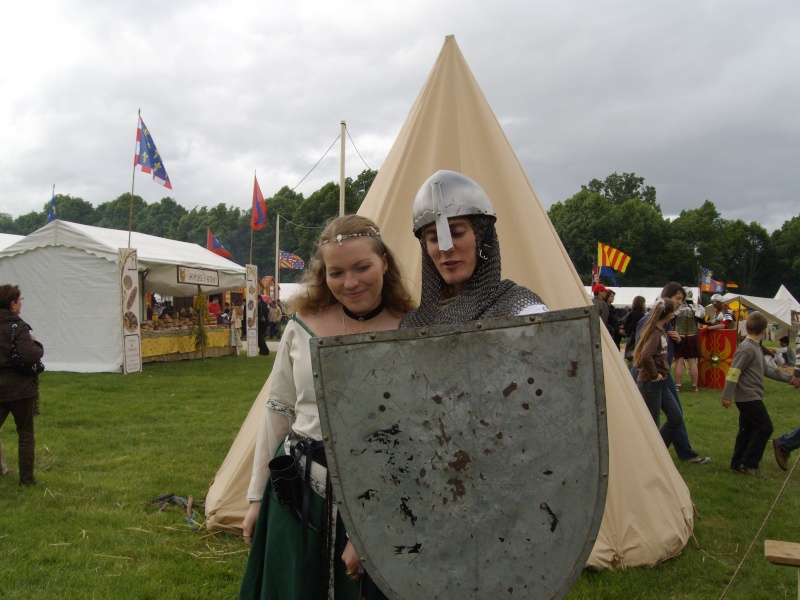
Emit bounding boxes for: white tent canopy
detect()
[721,291,798,331]
[0,233,24,251]
[0,220,245,372]
[205,36,693,570]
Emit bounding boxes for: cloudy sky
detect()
[1,1,798,232]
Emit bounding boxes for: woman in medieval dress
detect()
[239,215,415,600]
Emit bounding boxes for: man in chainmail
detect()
[400,170,546,329]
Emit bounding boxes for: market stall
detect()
[0,220,245,372]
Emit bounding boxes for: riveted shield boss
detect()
[311,307,608,600]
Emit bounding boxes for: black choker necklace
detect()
[342,301,385,322]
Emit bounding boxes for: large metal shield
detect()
[311,307,607,599]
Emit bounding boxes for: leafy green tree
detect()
[719,220,774,295]
[95,194,146,231]
[139,197,187,238]
[772,214,800,297]
[0,212,15,234]
[13,211,47,234]
[668,200,729,286]
[548,189,615,279]
[584,172,658,208]
[52,194,96,225]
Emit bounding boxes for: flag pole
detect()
[274,213,280,294]
[128,108,140,248]
[249,170,255,265]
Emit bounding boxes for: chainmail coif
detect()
[400,216,545,329]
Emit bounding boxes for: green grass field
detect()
[1,352,799,599]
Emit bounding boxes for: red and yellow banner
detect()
[598,243,631,273]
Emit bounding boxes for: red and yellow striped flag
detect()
[598,243,631,273]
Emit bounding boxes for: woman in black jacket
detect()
[622,295,647,362]
[0,284,44,486]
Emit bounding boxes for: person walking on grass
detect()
[721,312,797,476]
[772,329,800,470]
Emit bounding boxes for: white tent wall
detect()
[0,245,123,372]
[0,220,247,372]
[205,35,693,570]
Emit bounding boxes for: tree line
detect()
[547,172,800,298]
[2,170,798,297]
[0,169,378,284]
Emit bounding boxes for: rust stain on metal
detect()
[521,401,530,410]
[448,449,472,471]
[503,382,518,397]
[496,431,504,440]
[568,361,579,377]
[419,467,427,479]
[479,419,489,426]
[432,394,443,404]
[447,477,466,500]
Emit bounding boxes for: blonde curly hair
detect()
[291,215,415,317]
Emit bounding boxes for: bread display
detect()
[123,311,139,333]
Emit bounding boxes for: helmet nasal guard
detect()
[412,170,496,251]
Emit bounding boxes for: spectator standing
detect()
[674,297,703,392]
[591,284,610,329]
[606,290,623,348]
[721,311,796,475]
[623,296,646,362]
[257,295,270,356]
[634,282,710,465]
[0,284,44,486]
[268,300,282,339]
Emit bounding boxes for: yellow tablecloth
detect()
[141,329,232,359]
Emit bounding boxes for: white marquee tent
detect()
[0,220,245,372]
[0,233,24,251]
[205,36,693,570]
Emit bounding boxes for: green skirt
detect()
[238,446,388,600]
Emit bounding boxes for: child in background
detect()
[721,312,795,476]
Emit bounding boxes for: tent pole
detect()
[274,213,280,296]
[340,120,346,216]
[128,108,141,248]
[249,169,255,265]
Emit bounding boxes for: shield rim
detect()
[311,307,608,600]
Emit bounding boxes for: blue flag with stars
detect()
[135,116,172,189]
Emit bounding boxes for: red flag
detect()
[251,175,267,230]
[207,229,233,259]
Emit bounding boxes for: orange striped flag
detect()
[598,242,631,273]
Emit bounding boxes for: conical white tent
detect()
[205,35,693,569]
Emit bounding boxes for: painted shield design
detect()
[311,307,608,599]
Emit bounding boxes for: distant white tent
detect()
[205,35,693,570]
[721,291,798,331]
[0,220,245,372]
[774,284,800,317]
[0,233,24,251]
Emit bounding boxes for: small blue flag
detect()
[47,194,57,223]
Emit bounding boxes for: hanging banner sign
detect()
[177,265,220,287]
[245,264,259,357]
[119,248,142,374]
